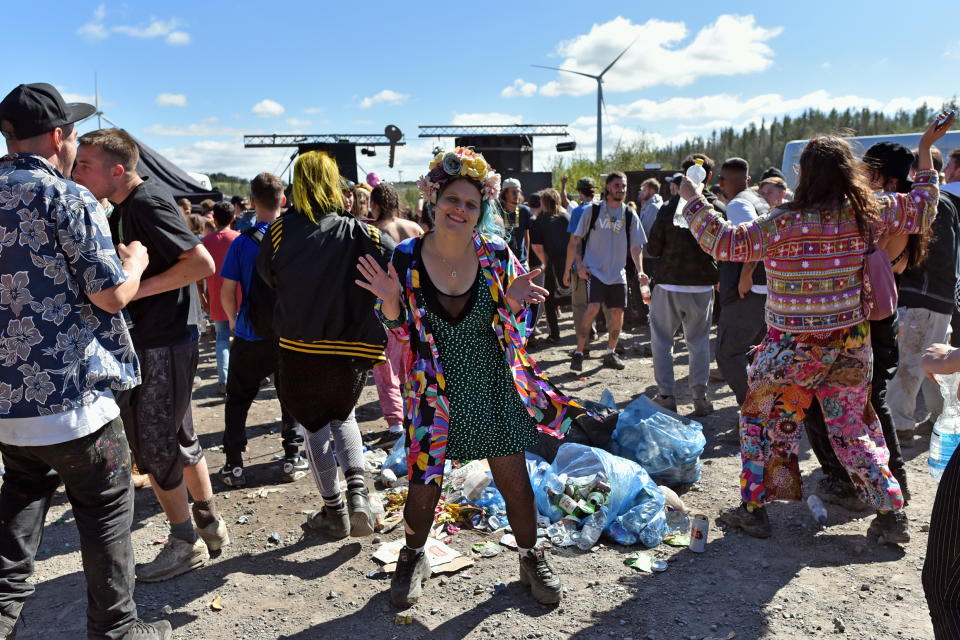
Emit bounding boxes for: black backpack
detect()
[241,227,277,341]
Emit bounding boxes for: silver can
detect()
[689,513,709,553]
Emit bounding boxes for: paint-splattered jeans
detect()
[0,417,137,639]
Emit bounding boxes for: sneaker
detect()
[390,546,431,607]
[571,352,584,372]
[220,465,245,489]
[281,455,309,483]
[915,417,935,436]
[519,547,562,605]
[602,352,626,370]
[614,343,626,356]
[135,537,209,583]
[868,510,910,545]
[346,489,374,537]
[816,476,869,512]
[306,505,350,539]
[526,335,541,350]
[197,518,230,552]
[388,424,404,435]
[0,611,18,640]
[652,394,677,412]
[692,396,714,417]
[120,619,173,640]
[717,504,772,539]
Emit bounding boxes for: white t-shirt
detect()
[0,390,119,447]
[725,196,768,295]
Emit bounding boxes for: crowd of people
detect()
[2,82,960,638]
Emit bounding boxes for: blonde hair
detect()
[352,186,370,217]
[292,151,345,223]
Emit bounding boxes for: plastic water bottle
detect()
[674,159,706,229]
[576,506,608,550]
[462,470,492,501]
[929,372,960,481]
[806,494,828,525]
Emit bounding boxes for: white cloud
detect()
[535,15,782,97]
[155,93,187,107]
[820,62,832,69]
[285,117,312,127]
[359,90,409,108]
[76,8,191,46]
[602,90,949,124]
[160,139,287,179]
[77,22,108,40]
[502,78,538,98]
[144,123,244,137]
[166,31,190,46]
[451,113,523,126]
[58,89,96,104]
[304,107,323,114]
[252,99,285,117]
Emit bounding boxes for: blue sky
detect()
[5,1,958,182]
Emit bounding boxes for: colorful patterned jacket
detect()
[375,233,578,485]
[681,170,939,333]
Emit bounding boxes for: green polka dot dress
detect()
[422,269,539,461]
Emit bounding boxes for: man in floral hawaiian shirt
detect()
[0,83,170,639]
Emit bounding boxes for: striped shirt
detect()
[681,170,939,333]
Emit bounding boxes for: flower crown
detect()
[417,147,501,204]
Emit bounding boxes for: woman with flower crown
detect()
[356,148,578,607]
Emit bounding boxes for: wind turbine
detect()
[91,73,118,129]
[533,40,636,163]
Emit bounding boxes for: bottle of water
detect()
[576,506,608,550]
[806,494,828,525]
[929,372,960,481]
[674,159,706,229]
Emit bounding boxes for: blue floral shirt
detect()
[0,153,139,419]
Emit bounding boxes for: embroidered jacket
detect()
[375,233,578,485]
[681,170,939,333]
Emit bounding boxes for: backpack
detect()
[581,202,635,264]
[241,227,277,341]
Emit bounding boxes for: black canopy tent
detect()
[130,133,222,203]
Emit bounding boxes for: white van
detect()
[780,131,960,188]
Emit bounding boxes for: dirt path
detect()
[15,318,938,640]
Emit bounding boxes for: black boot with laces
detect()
[519,547,562,604]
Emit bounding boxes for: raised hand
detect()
[506,268,549,308]
[355,254,402,303]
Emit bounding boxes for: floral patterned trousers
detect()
[740,321,904,512]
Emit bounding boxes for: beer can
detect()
[689,513,709,553]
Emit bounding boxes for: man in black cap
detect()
[0,83,171,639]
[563,177,606,347]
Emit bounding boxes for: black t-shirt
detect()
[502,204,531,265]
[109,178,201,349]
[530,211,571,268]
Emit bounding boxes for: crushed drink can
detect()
[689,513,709,553]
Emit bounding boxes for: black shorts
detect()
[586,275,627,309]
[116,340,204,491]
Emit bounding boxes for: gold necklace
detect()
[438,252,458,278]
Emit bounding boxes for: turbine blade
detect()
[532,64,599,80]
[599,38,638,77]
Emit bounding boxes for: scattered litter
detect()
[236,516,249,525]
[663,534,691,547]
[209,595,223,611]
[161,605,173,615]
[267,533,281,545]
[374,538,469,575]
[472,541,502,558]
[394,614,413,625]
[152,537,168,545]
[499,533,517,549]
[492,581,507,596]
[246,488,284,500]
[327,591,339,600]
[624,552,668,573]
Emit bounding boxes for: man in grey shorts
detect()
[74,128,229,583]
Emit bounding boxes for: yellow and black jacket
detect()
[256,209,396,364]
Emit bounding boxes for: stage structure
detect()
[243,125,405,183]
[418,124,572,194]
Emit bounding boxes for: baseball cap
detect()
[760,166,786,181]
[502,178,521,190]
[576,177,596,192]
[668,172,683,184]
[863,141,914,183]
[0,82,96,140]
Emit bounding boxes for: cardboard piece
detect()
[375,537,470,575]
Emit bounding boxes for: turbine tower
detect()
[534,40,636,163]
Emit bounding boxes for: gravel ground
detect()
[12,315,938,640]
